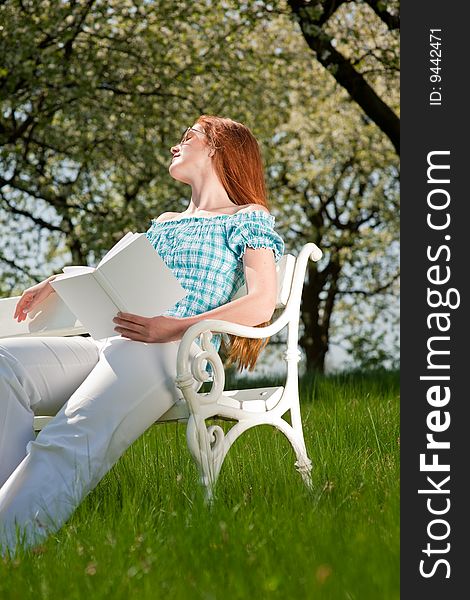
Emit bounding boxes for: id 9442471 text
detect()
[429,29,442,107]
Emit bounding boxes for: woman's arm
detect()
[14,275,58,322]
[113,247,277,342]
[181,246,277,326]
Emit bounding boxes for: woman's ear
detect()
[208,146,216,158]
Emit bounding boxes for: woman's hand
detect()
[113,312,185,343]
[14,276,57,323]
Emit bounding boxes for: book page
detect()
[51,272,120,339]
[61,266,95,276]
[95,234,186,317]
[47,232,186,339]
[96,232,139,268]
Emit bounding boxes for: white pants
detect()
[0,335,196,554]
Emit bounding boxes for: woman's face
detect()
[169,124,213,184]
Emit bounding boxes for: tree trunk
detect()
[299,261,329,372]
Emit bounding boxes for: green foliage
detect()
[0,371,399,599]
[0,0,400,370]
[0,0,294,290]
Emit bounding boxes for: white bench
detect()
[0,242,322,500]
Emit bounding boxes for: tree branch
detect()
[0,113,35,145]
[0,252,43,282]
[337,271,400,295]
[0,193,65,232]
[287,0,400,154]
[0,175,67,211]
[363,0,400,31]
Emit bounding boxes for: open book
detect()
[49,232,186,340]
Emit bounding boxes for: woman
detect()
[0,115,284,554]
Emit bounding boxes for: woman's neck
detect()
[185,178,235,214]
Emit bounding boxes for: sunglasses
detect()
[179,127,207,145]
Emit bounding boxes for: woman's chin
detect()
[168,161,181,177]
[168,163,190,184]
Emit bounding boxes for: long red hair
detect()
[196,115,272,371]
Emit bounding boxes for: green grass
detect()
[0,370,399,600]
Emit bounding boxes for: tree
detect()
[1,0,399,372]
[267,80,399,371]
[285,0,400,154]
[0,0,293,293]
[256,1,400,371]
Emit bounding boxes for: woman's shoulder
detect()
[153,205,271,224]
[225,204,277,240]
[228,205,273,225]
[153,211,181,224]
[234,204,271,217]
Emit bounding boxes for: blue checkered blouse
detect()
[145,209,284,352]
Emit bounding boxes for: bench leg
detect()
[274,418,313,489]
[294,456,313,488]
[186,414,227,503]
[186,413,313,497]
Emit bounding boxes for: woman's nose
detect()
[170,144,180,155]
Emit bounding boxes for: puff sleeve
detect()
[225,211,285,264]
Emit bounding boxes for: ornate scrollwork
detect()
[180,331,226,407]
[190,350,212,383]
[185,415,228,501]
[207,424,225,451]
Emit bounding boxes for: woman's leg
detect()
[0,336,194,554]
[0,336,101,487]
